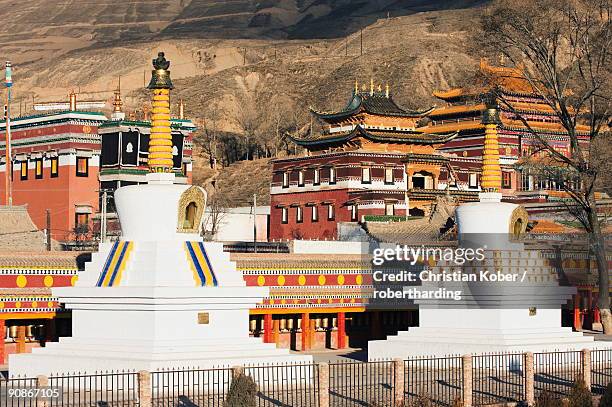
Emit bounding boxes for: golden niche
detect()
[177,186,207,233]
[509,205,529,237]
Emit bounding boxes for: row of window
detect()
[14,157,89,180]
[464,172,512,189]
[281,204,337,224]
[282,166,396,188]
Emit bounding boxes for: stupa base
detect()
[9,337,312,377]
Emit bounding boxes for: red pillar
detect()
[16,325,26,354]
[263,314,273,343]
[272,319,280,347]
[301,313,310,351]
[337,312,347,350]
[573,293,582,331]
[0,320,5,364]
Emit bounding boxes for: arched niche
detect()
[509,206,529,237]
[177,186,207,234]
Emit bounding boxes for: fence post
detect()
[525,352,535,406]
[138,370,152,407]
[462,354,473,407]
[581,348,592,390]
[36,375,49,407]
[318,362,329,407]
[393,358,404,406]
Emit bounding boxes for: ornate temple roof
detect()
[364,196,457,244]
[289,125,457,147]
[310,89,434,121]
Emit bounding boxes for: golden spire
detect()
[112,77,123,114]
[377,84,382,92]
[354,79,359,93]
[178,100,185,119]
[480,96,502,191]
[385,83,389,98]
[147,52,174,173]
[69,90,77,111]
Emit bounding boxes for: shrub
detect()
[224,372,257,407]
[568,378,593,407]
[536,391,563,407]
[599,382,612,407]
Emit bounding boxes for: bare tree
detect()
[193,103,224,169]
[202,194,228,241]
[234,94,264,161]
[480,0,612,331]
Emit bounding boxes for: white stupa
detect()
[9,53,311,377]
[368,102,610,360]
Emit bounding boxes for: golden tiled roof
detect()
[0,251,81,269]
[0,206,48,251]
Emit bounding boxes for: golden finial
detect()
[354,79,359,93]
[178,99,185,119]
[385,83,389,98]
[113,78,123,114]
[377,84,382,92]
[69,90,77,111]
[361,84,367,91]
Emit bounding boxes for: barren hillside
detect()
[0,0,488,201]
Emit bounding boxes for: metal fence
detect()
[2,349,612,406]
[404,356,462,406]
[472,353,525,406]
[534,350,583,397]
[329,360,394,406]
[592,348,612,395]
[0,376,37,407]
[246,363,318,407]
[49,370,138,407]
[151,367,231,407]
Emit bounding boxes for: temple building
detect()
[0,94,107,245]
[270,82,471,241]
[99,92,195,212]
[0,206,80,366]
[420,59,593,211]
[0,88,194,246]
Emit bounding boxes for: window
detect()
[384,167,394,184]
[296,206,303,223]
[281,207,288,224]
[75,213,89,226]
[298,170,305,187]
[282,172,289,188]
[313,168,320,186]
[361,167,371,184]
[35,159,43,179]
[327,204,335,221]
[76,157,89,177]
[350,204,358,222]
[469,173,478,188]
[385,202,395,216]
[20,160,28,180]
[329,167,336,184]
[183,202,198,229]
[502,171,512,189]
[311,205,318,222]
[50,157,58,178]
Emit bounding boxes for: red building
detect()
[0,107,108,245]
[269,83,467,241]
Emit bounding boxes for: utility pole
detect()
[4,61,12,207]
[253,193,257,254]
[101,189,108,243]
[360,29,363,56]
[46,209,51,251]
